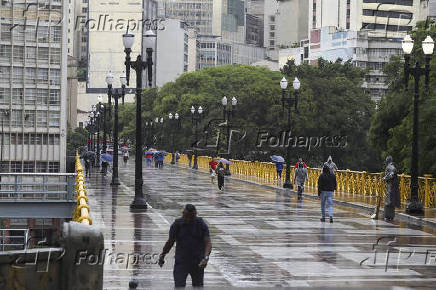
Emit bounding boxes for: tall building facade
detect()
[156,19,189,86]
[264,0,309,60]
[213,0,246,43]
[157,0,214,34]
[430,0,436,15]
[0,0,68,173]
[310,0,429,38]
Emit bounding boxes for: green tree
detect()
[369,21,436,175]
[66,126,88,157]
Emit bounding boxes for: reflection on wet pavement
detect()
[85,160,436,289]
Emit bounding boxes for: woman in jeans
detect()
[317,164,337,223]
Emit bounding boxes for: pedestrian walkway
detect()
[84,160,436,289]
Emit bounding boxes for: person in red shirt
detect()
[295,157,308,168]
[209,159,218,183]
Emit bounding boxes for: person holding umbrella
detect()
[270,155,285,184]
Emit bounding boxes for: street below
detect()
[85,159,436,289]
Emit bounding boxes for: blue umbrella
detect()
[218,158,233,165]
[145,151,156,155]
[270,155,285,163]
[101,153,113,163]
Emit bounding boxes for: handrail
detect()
[171,154,436,208]
[73,151,92,225]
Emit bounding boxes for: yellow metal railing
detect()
[171,154,436,208]
[73,152,92,225]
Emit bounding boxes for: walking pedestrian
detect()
[156,153,164,168]
[318,164,337,223]
[217,162,225,191]
[209,158,218,184]
[275,162,283,184]
[123,150,129,164]
[187,151,193,168]
[382,155,401,221]
[324,155,338,175]
[295,157,308,169]
[294,162,308,200]
[175,151,180,163]
[145,152,152,167]
[84,156,91,178]
[101,160,108,176]
[158,204,212,288]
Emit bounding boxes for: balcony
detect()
[0,173,76,218]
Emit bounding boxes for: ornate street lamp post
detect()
[402,34,434,215]
[122,28,156,210]
[169,113,181,164]
[190,106,203,170]
[221,96,237,175]
[109,72,126,186]
[280,76,300,189]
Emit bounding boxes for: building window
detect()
[37,111,47,126]
[82,7,87,13]
[49,111,60,127]
[13,67,23,82]
[25,110,35,127]
[1,24,12,41]
[0,45,12,59]
[37,68,49,84]
[11,110,23,126]
[50,70,60,85]
[37,26,49,43]
[49,90,60,105]
[12,88,23,105]
[36,162,47,173]
[50,48,61,65]
[23,162,34,173]
[52,27,62,42]
[0,88,10,104]
[0,67,10,83]
[37,89,48,105]
[11,162,22,173]
[25,68,36,84]
[26,47,37,62]
[38,47,49,62]
[48,162,60,173]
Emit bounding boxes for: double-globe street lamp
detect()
[221,96,237,176]
[106,71,127,186]
[154,117,164,148]
[191,105,203,170]
[280,76,300,189]
[168,113,181,164]
[144,118,154,148]
[402,34,434,215]
[122,29,156,210]
[91,105,102,166]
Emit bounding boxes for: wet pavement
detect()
[85,160,436,289]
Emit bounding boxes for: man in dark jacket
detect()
[318,164,337,223]
[159,204,212,287]
[382,156,401,221]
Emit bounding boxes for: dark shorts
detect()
[173,262,204,287]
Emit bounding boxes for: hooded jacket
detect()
[317,165,337,195]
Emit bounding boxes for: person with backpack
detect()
[318,164,337,223]
[324,155,338,175]
[382,155,401,221]
[209,158,218,184]
[294,162,308,200]
[216,162,226,191]
[158,204,212,288]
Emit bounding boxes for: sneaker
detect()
[320,218,325,222]
[329,217,333,223]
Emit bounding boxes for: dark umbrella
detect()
[81,151,95,159]
[101,153,113,163]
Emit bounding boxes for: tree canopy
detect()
[369,21,436,175]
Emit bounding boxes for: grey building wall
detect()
[430,0,436,16]
[156,19,188,87]
[0,0,68,173]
